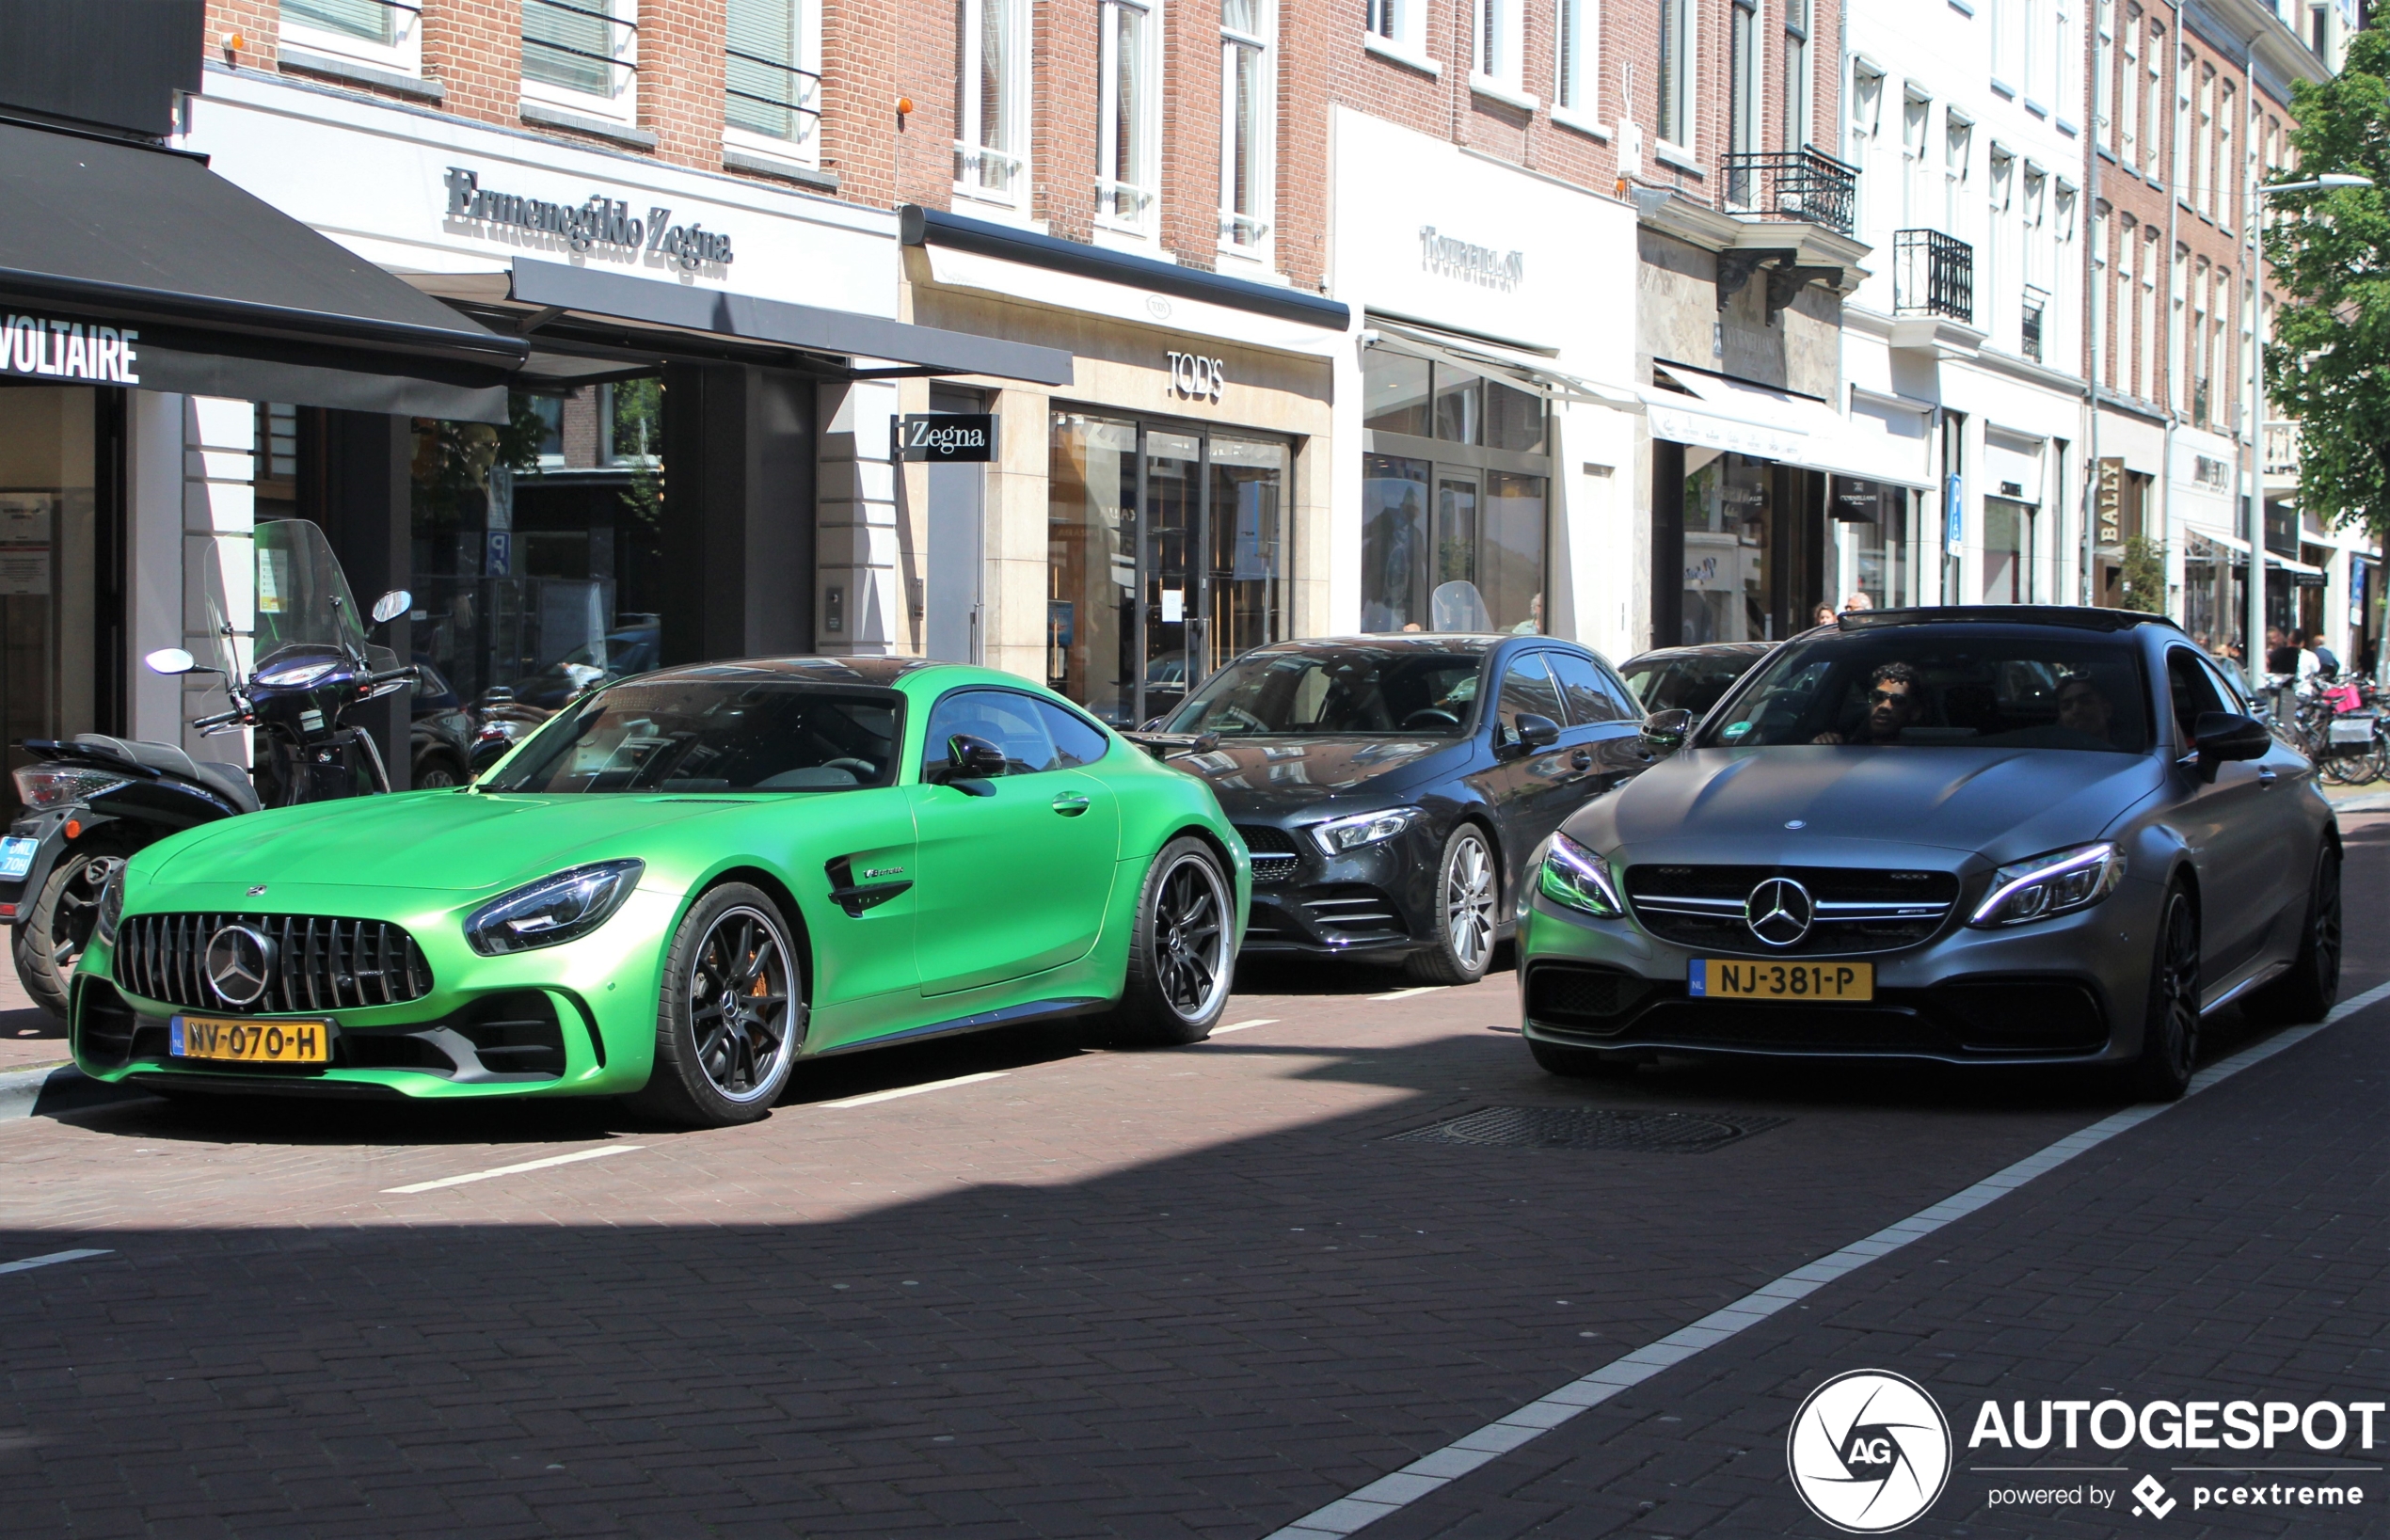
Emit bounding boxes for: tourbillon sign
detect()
[891,413,998,462]
[442,167,735,271]
[1419,225,1525,291]
[3,313,140,383]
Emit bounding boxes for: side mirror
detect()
[371,591,412,625]
[2191,710,2271,764]
[1513,712,1562,751]
[145,647,197,675]
[1641,707,1695,754]
[942,734,1010,784]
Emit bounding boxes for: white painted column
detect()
[125,391,186,745]
[815,379,900,656]
[181,397,255,762]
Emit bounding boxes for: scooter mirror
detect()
[371,590,412,625]
[145,647,197,675]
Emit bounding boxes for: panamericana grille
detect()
[1624,865,1959,956]
[1236,824,1303,885]
[114,913,434,1013]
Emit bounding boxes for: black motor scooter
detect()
[3,518,416,1019]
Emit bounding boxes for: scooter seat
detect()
[71,734,261,814]
[191,762,263,814]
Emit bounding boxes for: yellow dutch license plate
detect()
[1691,959,1874,1002]
[169,1014,332,1064]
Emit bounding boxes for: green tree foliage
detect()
[2119,535,2169,613]
[2265,29,2390,536]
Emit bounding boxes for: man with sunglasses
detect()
[1813,661,1924,744]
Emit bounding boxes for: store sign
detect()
[1419,226,1525,291]
[1166,350,1225,402]
[442,167,734,271]
[891,413,998,462]
[2095,457,2124,548]
[1831,477,1887,523]
[2,313,140,383]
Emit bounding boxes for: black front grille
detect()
[1525,964,1655,1031]
[1624,865,1959,956]
[1236,824,1303,885]
[114,912,434,1013]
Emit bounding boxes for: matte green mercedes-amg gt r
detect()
[71,660,1249,1127]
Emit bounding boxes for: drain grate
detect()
[1389,1105,1789,1154]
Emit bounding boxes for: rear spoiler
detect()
[1120,731,1219,760]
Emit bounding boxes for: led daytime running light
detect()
[1538,833,1624,919]
[1968,842,2124,927]
[1308,805,1423,855]
[465,859,645,955]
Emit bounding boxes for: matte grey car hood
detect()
[1564,744,2168,869]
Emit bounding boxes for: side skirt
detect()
[805,996,1112,1059]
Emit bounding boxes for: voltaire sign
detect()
[442,167,735,271]
[3,312,139,383]
[1419,226,1524,291]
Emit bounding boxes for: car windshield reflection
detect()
[484,680,901,793]
[1165,646,1485,737]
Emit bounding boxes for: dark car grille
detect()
[1525,963,1657,1027]
[1236,824,1303,885]
[114,912,434,1013]
[1624,865,1960,956]
[1302,885,1408,941]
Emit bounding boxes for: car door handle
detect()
[1569,748,1594,770]
[1052,792,1092,816]
[2257,767,2278,786]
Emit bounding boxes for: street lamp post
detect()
[2243,171,2372,694]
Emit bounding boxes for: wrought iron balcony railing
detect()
[2263,421,2300,476]
[1893,230,1974,324]
[1720,147,1859,236]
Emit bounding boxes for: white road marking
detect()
[822,1071,1009,1109]
[0,1248,111,1276]
[1212,1019,1279,1035]
[383,1144,644,1195]
[1264,979,2390,1538]
[1367,986,1446,1003]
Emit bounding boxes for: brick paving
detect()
[0,816,2382,1537]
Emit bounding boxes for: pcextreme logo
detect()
[1787,1370,1953,1532]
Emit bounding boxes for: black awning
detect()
[0,120,527,420]
[508,259,1075,386]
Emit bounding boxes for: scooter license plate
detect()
[0,837,37,881]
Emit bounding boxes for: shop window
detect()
[600,380,661,466]
[522,0,638,119]
[1553,0,1594,124]
[1097,0,1162,236]
[1831,478,1918,611]
[0,389,102,813]
[1681,451,1775,643]
[1984,498,2037,603]
[725,0,821,162]
[956,0,1028,203]
[1048,414,1289,725]
[1219,0,1274,259]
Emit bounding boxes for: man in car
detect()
[2055,673,2119,746]
[1814,662,1924,744]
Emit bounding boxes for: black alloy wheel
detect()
[1112,836,1234,1045]
[2127,885,2201,1102]
[12,846,128,1021]
[2247,843,2341,1025]
[630,883,804,1127]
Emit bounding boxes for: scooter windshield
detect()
[254,519,370,663]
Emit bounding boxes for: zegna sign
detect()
[442,167,735,271]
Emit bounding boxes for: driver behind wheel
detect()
[1813,662,1924,744]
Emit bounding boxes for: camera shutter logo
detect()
[205,924,278,1008]
[1745,876,1815,946]
[1786,1370,1952,1532]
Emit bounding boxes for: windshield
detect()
[1702,630,2153,754]
[485,679,903,793]
[254,520,370,663]
[1625,651,1761,716]
[1164,647,1485,737]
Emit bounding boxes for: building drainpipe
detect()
[2242,40,2265,692]
[2083,42,2103,609]
[2160,15,2180,621]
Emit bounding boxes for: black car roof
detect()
[1837,606,2179,635]
[1254,635,1516,657]
[640,658,941,686]
[1624,642,1772,663]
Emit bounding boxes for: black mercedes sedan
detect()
[1618,642,1771,719]
[1157,634,1655,984]
[1518,607,2341,1100]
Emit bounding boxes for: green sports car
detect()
[70,660,1249,1127]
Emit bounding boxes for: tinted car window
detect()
[1038,700,1112,767]
[2168,649,2230,754]
[1167,647,1485,736]
[1624,651,1761,715]
[1704,633,2152,754]
[1494,654,1566,736]
[1548,651,1627,724]
[486,681,901,793]
[923,690,1063,775]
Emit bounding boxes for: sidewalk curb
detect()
[2327,790,2390,814]
[0,1063,147,1124]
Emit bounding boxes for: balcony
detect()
[1893,230,1974,324]
[1720,147,1859,236]
[2264,421,2300,476]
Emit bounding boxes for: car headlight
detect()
[1308,805,1423,855]
[1968,842,2126,928]
[12,766,131,811]
[95,866,125,945]
[465,859,645,955]
[1538,832,1625,919]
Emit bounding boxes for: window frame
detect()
[1219,0,1277,262]
[519,0,640,122]
[954,0,1031,213]
[1364,0,1438,73]
[1656,0,1695,152]
[1471,0,1534,104]
[722,0,823,167]
[1096,0,1164,240]
[279,0,424,78]
[1552,0,1600,132]
[1780,0,1811,152]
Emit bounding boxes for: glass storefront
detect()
[1983,496,2039,603]
[1047,410,1290,725]
[1829,477,1918,611]
[1361,348,1549,634]
[0,387,102,816]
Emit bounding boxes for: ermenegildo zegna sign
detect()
[891,413,997,462]
[3,312,141,383]
[441,167,735,271]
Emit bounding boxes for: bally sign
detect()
[4,313,139,383]
[892,413,998,462]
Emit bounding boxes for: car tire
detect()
[1109,836,1235,1046]
[1405,823,1499,986]
[1528,1037,1636,1078]
[2125,883,2201,1102]
[2244,842,2341,1025]
[626,883,804,1128]
[413,752,468,790]
[13,844,132,1022]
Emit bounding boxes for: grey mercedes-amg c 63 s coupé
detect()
[1516,607,2342,1100]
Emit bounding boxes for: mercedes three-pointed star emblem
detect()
[1744,877,1815,947]
[204,923,278,1008]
